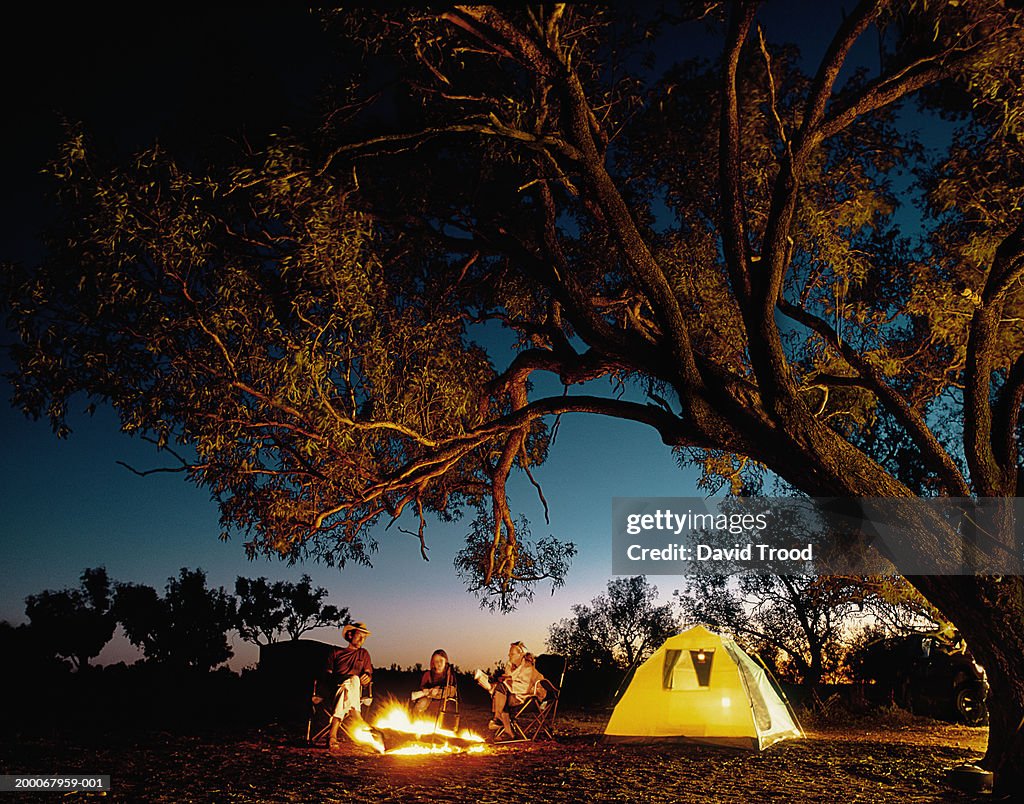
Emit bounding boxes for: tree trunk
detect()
[804,653,824,689]
[914,575,1024,795]
[778,430,1023,791]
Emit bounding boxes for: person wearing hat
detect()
[479,640,545,740]
[325,621,373,750]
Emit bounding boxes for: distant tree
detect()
[24,567,115,671]
[110,583,163,661]
[548,576,678,672]
[279,574,349,640]
[234,576,286,647]
[114,568,237,671]
[818,575,947,635]
[675,573,858,687]
[235,574,349,645]
[0,620,50,665]
[673,500,945,686]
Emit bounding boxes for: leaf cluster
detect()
[234,574,349,645]
[547,576,679,671]
[113,568,237,671]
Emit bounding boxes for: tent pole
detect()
[750,651,805,735]
[612,652,644,704]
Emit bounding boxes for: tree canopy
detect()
[235,574,350,645]
[548,575,679,672]
[24,566,115,671]
[4,3,1024,788]
[114,568,237,671]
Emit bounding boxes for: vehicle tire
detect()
[954,684,988,725]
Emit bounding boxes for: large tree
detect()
[3,3,1024,788]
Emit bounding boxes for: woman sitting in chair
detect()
[478,641,545,739]
[411,649,457,715]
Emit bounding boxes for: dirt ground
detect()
[0,708,991,803]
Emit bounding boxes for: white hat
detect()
[343,622,372,640]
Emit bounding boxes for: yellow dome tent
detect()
[604,624,804,749]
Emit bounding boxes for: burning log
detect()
[348,703,487,754]
[372,727,483,753]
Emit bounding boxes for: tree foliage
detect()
[114,568,236,671]
[677,573,865,686]
[674,508,946,685]
[233,577,286,647]
[24,566,115,671]
[4,3,1024,787]
[2,130,569,611]
[547,576,679,672]
[235,574,350,645]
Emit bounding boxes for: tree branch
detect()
[719,1,759,304]
[795,0,886,150]
[318,120,582,176]
[965,219,1024,495]
[452,7,711,416]
[749,0,884,414]
[778,297,970,496]
[116,461,190,477]
[307,392,703,533]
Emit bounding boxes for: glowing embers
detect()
[350,704,486,755]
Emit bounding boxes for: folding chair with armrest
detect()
[307,677,373,745]
[307,679,332,744]
[503,655,567,742]
[412,670,460,732]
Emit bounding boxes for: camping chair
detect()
[434,675,460,732]
[306,678,373,745]
[411,670,461,732]
[504,655,567,742]
[307,679,333,744]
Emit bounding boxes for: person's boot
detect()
[327,717,342,751]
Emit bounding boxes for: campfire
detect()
[350,703,486,755]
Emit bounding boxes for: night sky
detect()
[1,5,882,672]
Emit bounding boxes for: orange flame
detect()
[351,703,486,755]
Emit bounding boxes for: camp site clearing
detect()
[3,710,987,802]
